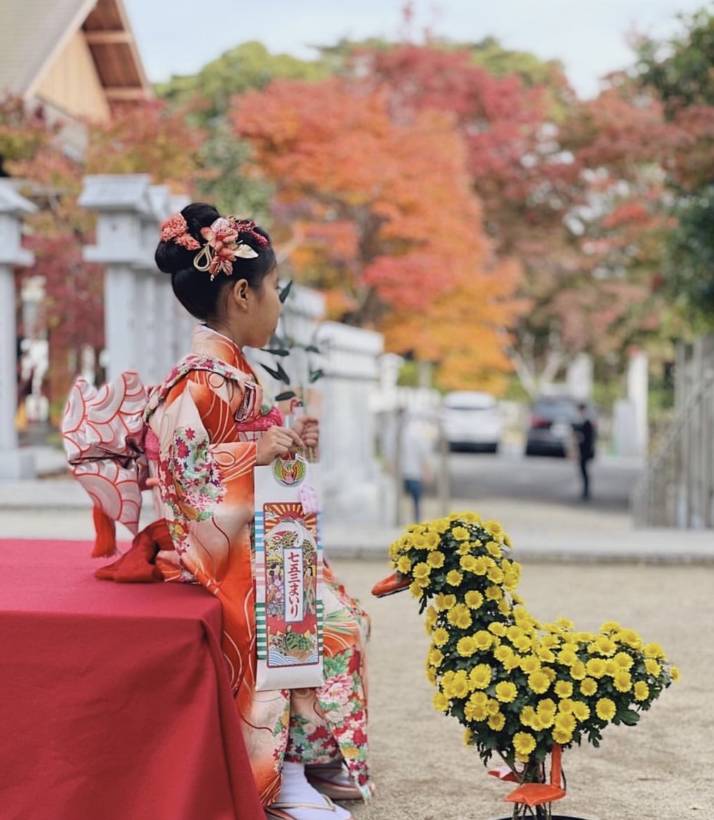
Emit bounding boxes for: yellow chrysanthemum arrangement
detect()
[388,513,679,773]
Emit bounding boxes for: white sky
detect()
[124,0,711,98]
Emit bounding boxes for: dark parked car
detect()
[525,396,582,457]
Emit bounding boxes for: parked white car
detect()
[441,391,503,453]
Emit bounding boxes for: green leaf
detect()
[260,361,291,384]
[279,280,294,304]
[260,348,291,357]
[275,390,297,402]
[617,708,640,726]
[309,368,324,383]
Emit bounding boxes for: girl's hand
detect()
[292,416,320,449]
[256,426,305,466]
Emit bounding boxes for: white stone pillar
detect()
[80,175,180,383]
[0,182,36,479]
[627,349,649,457]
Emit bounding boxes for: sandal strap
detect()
[270,796,338,812]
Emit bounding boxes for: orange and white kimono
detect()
[144,325,370,805]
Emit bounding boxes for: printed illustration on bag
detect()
[272,454,308,488]
[263,503,319,668]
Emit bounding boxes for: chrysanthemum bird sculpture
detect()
[372,513,679,820]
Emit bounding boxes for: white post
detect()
[0,182,37,479]
[627,349,649,457]
[79,175,178,383]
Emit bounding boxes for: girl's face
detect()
[229,267,282,349]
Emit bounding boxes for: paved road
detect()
[443,449,642,512]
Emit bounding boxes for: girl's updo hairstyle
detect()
[154,202,276,322]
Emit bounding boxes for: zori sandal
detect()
[306,763,367,801]
[265,795,353,820]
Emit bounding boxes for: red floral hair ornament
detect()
[159,213,201,251]
[193,216,269,281]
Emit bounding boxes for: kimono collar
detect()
[192,324,250,372]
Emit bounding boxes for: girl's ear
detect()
[231,278,250,311]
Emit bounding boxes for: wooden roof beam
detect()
[85,30,133,45]
[104,86,149,101]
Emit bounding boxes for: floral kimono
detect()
[144,324,370,805]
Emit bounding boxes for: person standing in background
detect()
[573,402,596,501]
[401,410,433,522]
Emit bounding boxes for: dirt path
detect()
[332,559,713,820]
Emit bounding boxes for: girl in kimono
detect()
[150,204,370,819]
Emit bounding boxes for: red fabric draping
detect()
[0,538,265,820]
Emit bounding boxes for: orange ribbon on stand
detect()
[495,745,566,809]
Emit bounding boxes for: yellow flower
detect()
[528,670,551,694]
[425,606,438,630]
[487,567,505,586]
[644,642,665,659]
[409,581,422,598]
[613,671,632,693]
[426,666,437,684]
[580,678,597,697]
[433,691,450,712]
[486,541,502,559]
[498,599,511,617]
[451,526,470,542]
[570,661,586,681]
[520,655,541,675]
[465,590,484,610]
[413,562,431,581]
[537,646,556,663]
[469,664,492,690]
[427,551,445,568]
[488,621,507,637]
[459,554,477,572]
[462,512,481,524]
[472,556,489,575]
[428,648,444,667]
[424,531,440,549]
[586,658,607,679]
[537,698,557,715]
[554,713,576,733]
[572,701,590,722]
[435,593,457,611]
[614,652,634,670]
[644,658,661,676]
[468,691,488,707]
[486,585,504,601]
[396,555,412,574]
[450,672,470,699]
[457,636,478,657]
[465,701,488,722]
[634,681,650,701]
[432,627,449,647]
[463,728,473,745]
[555,681,573,699]
[600,620,621,633]
[558,698,575,714]
[513,732,536,759]
[594,635,617,656]
[488,712,506,732]
[596,697,616,722]
[552,727,572,745]
[520,706,537,727]
[495,681,518,703]
[670,666,681,682]
[473,630,493,651]
[616,628,642,649]
[447,604,472,630]
[446,570,463,587]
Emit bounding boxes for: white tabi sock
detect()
[275,761,352,819]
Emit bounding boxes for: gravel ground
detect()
[331,559,714,820]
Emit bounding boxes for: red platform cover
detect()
[0,539,264,820]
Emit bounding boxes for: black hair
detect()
[154,202,276,322]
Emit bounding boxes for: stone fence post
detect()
[0,181,36,479]
[79,174,191,385]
